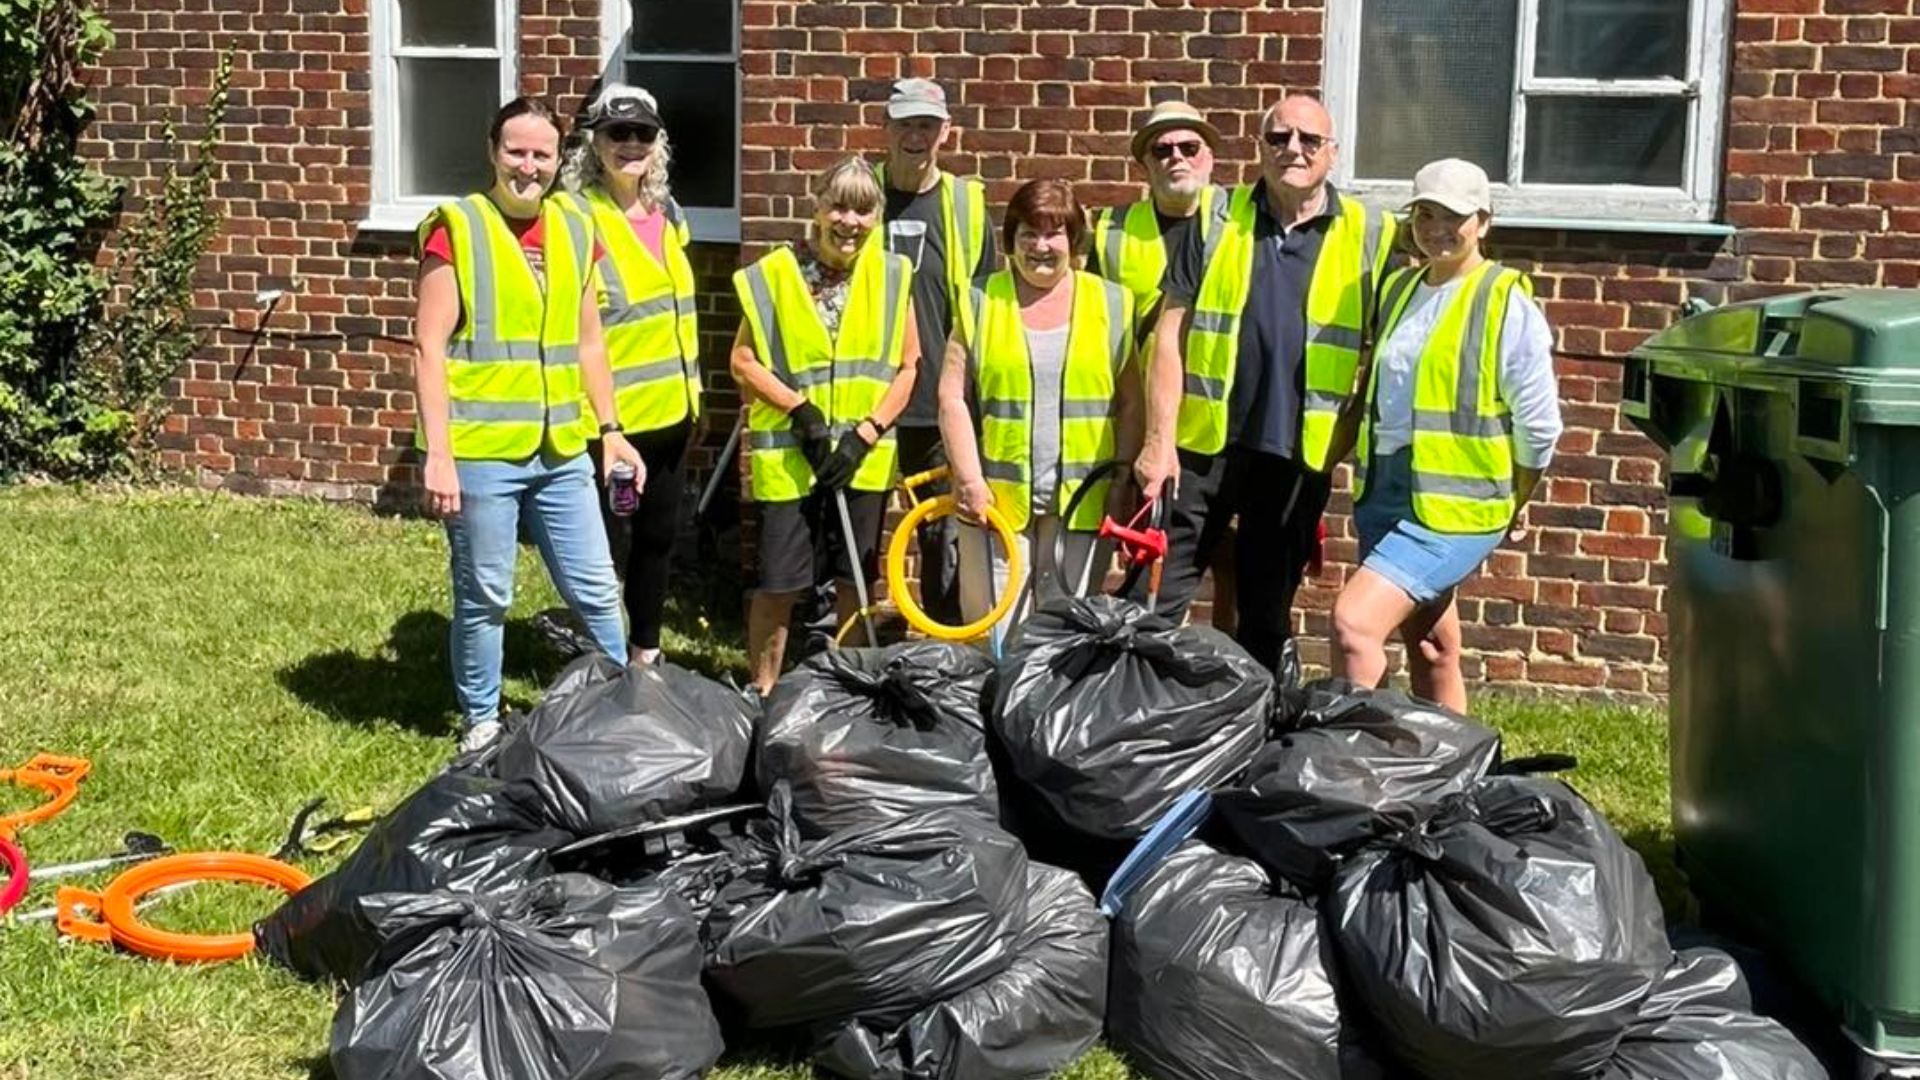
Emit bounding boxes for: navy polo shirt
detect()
[1165,183,1344,459]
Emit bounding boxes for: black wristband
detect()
[864,415,890,438]
[598,422,623,436]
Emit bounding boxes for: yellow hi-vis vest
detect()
[966,270,1136,532]
[1356,261,1532,534]
[562,188,701,433]
[1091,184,1229,326]
[415,193,593,460]
[874,164,990,342]
[1178,185,1396,467]
[733,245,912,501]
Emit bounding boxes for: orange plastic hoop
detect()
[56,852,312,963]
[0,754,90,839]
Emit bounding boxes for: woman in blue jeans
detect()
[1330,159,1562,713]
[413,97,644,751]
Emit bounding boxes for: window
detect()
[1324,0,1732,229]
[601,0,742,242]
[364,0,519,232]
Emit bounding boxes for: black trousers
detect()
[592,422,689,651]
[1127,445,1331,672]
[896,424,963,625]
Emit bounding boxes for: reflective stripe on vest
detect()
[565,189,701,433]
[875,164,989,344]
[732,245,912,501]
[1178,184,1396,466]
[1355,261,1528,534]
[1092,185,1227,327]
[415,193,591,460]
[969,270,1135,532]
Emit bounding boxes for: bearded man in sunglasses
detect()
[1131,94,1399,676]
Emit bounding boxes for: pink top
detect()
[626,207,668,266]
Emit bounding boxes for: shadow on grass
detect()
[278,610,564,734]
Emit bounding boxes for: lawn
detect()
[0,485,1673,1080]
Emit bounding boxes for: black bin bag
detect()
[1108,841,1377,1080]
[990,597,1271,878]
[1328,776,1673,1080]
[1213,679,1503,890]
[496,654,755,836]
[256,771,572,984]
[813,862,1108,1080]
[329,874,723,1080]
[758,641,997,837]
[705,784,1030,1031]
[1598,947,1825,1080]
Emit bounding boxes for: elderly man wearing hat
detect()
[1091,101,1230,335]
[1328,157,1560,713]
[1130,93,1398,677]
[875,77,998,626]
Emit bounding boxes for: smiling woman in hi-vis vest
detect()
[939,179,1141,644]
[729,157,920,695]
[413,96,644,754]
[1329,158,1563,713]
[559,84,702,668]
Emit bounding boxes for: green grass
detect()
[0,485,1672,1080]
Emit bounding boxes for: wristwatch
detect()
[598,422,623,437]
[863,415,890,438]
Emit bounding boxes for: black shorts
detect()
[757,489,887,594]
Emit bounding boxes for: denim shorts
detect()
[1354,450,1505,605]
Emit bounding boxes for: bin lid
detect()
[1636,289,1920,370]
[1633,290,1920,424]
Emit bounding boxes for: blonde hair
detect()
[561,94,674,211]
[813,156,884,215]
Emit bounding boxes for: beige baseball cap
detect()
[886,78,950,121]
[1405,158,1493,215]
[1130,100,1221,163]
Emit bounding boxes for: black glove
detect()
[788,400,832,467]
[813,429,872,491]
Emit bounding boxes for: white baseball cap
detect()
[1405,158,1493,216]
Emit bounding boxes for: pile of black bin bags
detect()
[254,597,1826,1080]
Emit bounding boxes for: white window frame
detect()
[1324,0,1734,233]
[361,0,520,233]
[599,1,742,244]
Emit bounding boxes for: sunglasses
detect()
[603,123,659,144]
[1263,127,1331,155]
[1150,139,1206,162]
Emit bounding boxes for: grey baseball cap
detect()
[886,78,950,121]
[1405,158,1493,216]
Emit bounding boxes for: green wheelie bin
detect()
[1625,289,1920,1076]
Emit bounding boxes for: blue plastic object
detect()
[1098,790,1214,919]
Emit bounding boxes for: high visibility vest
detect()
[1091,184,1229,326]
[1356,261,1532,534]
[966,270,1136,532]
[415,193,593,460]
[733,245,912,501]
[1179,185,1396,467]
[874,164,990,343]
[561,188,701,433]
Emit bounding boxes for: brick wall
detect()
[84,0,1920,696]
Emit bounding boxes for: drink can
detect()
[609,462,640,517]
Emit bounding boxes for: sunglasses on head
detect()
[1150,139,1205,162]
[1263,127,1330,155]
[603,122,659,144]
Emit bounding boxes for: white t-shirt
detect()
[1370,275,1563,469]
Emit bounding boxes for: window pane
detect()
[1355,0,1519,183]
[630,0,734,55]
[626,60,737,209]
[1524,97,1687,185]
[1536,0,1688,80]
[399,58,499,197]
[399,0,495,49]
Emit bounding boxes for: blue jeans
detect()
[445,451,626,726]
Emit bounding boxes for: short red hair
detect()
[1002,179,1088,258]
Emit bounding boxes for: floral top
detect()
[797,246,853,340]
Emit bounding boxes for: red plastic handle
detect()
[0,835,27,915]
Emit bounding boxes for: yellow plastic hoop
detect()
[885,493,1024,643]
